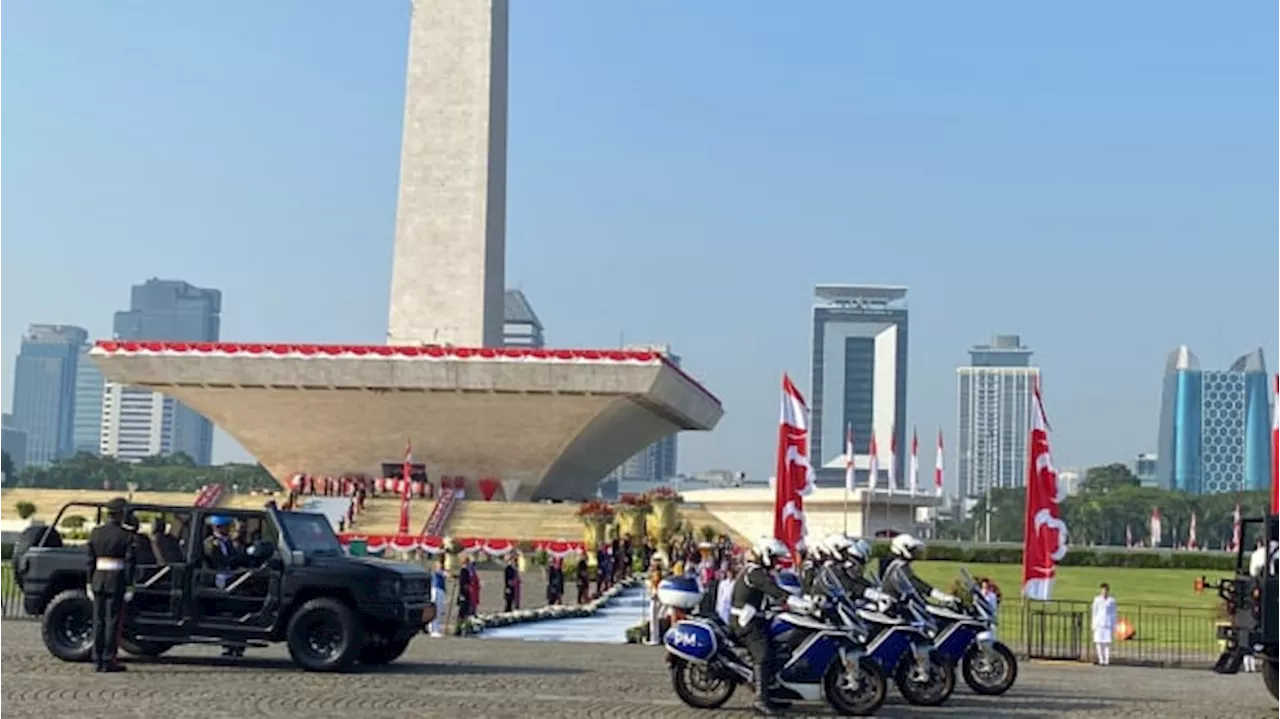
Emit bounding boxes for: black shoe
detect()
[752,699,784,716]
[101,662,127,673]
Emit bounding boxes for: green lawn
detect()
[913,560,1220,609]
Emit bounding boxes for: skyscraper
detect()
[810,285,908,487]
[103,278,221,465]
[956,335,1039,499]
[608,344,681,483]
[72,345,105,455]
[502,290,544,348]
[1155,346,1270,494]
[10,324,89,465]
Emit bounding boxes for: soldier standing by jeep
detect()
[86,498,135,673]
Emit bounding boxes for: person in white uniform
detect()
[1090,583,1117,665]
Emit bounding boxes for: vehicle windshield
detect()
[278,512,343,557]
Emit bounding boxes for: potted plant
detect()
[644,487,682,542]
[577,500,616,549]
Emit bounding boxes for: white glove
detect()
[786,595,816,614]
[862,586,892,603]
[930,588,959,606]
[86,586,94,601]
[124,589,135,603]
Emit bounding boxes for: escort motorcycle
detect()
[926,569,1018,695]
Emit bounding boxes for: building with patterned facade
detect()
[1155,346,1271,494]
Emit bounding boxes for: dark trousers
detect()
[735,621,776,695]
[577,584,590,604]
[504,592,516,613]
[92,589,125,667]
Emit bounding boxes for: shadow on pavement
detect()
[127,655,585,677]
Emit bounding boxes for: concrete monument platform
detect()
[91,340,722,500]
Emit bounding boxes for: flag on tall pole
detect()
[773,375,814,557]
[397,438,413,535]
[868,434,880,493]
[934,429,945,497]
[1230,502,1242,553]
[843,424,854,534]
[1150,508,1163,547]
[1022,380,1068,601]
[909,428,920,495]
[1188,511,1198,550]
[887,427,897,496]
[1125,524,1133,549]
[1271,373,1278,514]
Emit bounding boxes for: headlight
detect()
[377,577,402,600]
[976,630,995,645]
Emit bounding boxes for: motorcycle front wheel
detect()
[962,641,1018,696]
[824,656,887,716]
[670,657,737,709]
[895,650,956,706]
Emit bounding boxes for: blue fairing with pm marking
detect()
[664,619,718,663]
[933,619,983,662]
[865,626,923,672]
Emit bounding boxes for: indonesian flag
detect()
[887,427,897,495]
[1188,511,1198,550]
[1272,373,1278,514]
[398,438,413,535]
[772,374,814,556]
[909,428,920,495]
[1231,503,1242,553]
[1150,508,1163,547]
[1125,524,1133,549]
[1022,380,1068,601]
[844,424,855,493]
[868,434,880,492]
[934,429,945,497]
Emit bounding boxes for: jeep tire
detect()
[285,597,363,672]
[40,589,94,663]
[120,638,175,657]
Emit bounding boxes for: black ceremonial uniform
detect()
[86,500,136,672]
[729,562,793,714]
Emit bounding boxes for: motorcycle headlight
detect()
[377,577,402,600]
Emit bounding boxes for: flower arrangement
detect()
[456,574,642,637]
[643,486,682,504]
[576,499,616,523]
[617,493,652,512]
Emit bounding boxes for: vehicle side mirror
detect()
[248,540,276,561]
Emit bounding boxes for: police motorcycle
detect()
[660,567,888,715]
[812,559,957,707]
[926,568,1017,695]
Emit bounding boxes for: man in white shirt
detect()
[1090,583,1117,666]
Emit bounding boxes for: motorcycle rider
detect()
[879,534,961,608]
[819,536,896,613]
[730,537,815,716]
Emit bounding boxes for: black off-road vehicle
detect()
[13,500,435,672]
[1210,514,1278,699]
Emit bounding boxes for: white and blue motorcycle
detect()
[927,569,1017,695]
[659,575,887,716]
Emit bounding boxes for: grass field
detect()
[1,489,204,521]
[913,560,1219,609]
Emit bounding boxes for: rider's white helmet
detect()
[845,537,871,563]
[889,533,926,561]
[821,534,853,560]
[752,536,790,568]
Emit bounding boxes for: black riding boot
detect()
[753,663,788,715]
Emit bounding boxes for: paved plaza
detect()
[0,621,1269,718]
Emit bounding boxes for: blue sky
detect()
[3,1,1276,488]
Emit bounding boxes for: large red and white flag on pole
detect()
[868,434,880,492]
[887,427,897,496]
[1271,373,1278,514]
[1188,511,1198,550]
[1125,524,1133,549]
[1230,503,1242,553]
[909,428,920,495]
[397,438,413,535]
[1150,508,1163,547]
[934,429,945,497]
[844,424,855,493]
[1022,381,1068,601]
[773,375,814,556]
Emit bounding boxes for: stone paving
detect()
[0,621,1269,718]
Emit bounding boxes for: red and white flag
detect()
[909,428,920,495]
[1271,373,1278,514]
[1231,503,1242,553]
[772,375,814,557]
[844,424,855,493]
[398,438,413,535]
[1150,508,1163,547]
[1125,524,1133,549]
[868,434,881,492]
[1022,380,1068,601]
[887,427,897,495]
[1188,511,1198,550]
[934,429,945,497]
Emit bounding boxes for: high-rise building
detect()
[72,345,105,455]
[104,278,221,465]
[502,290,544,349]
[99,383,180,461]
[1134,453,1158,487]
[2,414,29,472]
[607,344,681,483]
[10,324,89,465]
[810,285,908,488]
[1155,346,1270,494]
[956,335,1039,499]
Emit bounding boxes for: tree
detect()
[1080,463,1140,495]
[15,501,37,519]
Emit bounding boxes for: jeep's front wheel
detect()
[120,638,175,657]
[359,633,413,665]
[41,590,94,662]
[285,598,363,672]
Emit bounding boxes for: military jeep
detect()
[14,500,435,672]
